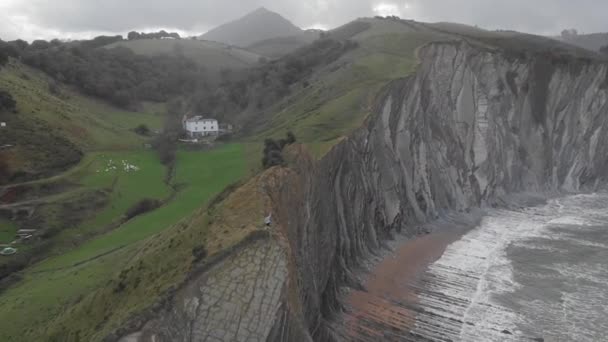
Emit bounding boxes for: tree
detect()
[155,99,183,166]
[127,31,141,40]
[9,39,28,52]
[0,50,7,67]
[600,45,608,56]
[19,37,204,108]
[0,39,19,67]
[561,29,578,40]
[286,131,296,144]
[30,40,51,50]
[81,35,124,49]
[0,159,10,184]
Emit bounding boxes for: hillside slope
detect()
[0,60,162,183]
[105,39,262,71]
[222,18,445,150]
[557,32,608,51]
[0,59,255,342]
[224,18,603,153]
[200,7,303,47]
[246,29,322,59]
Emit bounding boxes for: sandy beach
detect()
[342,231,463,341]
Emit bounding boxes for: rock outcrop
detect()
[116,41,608,341]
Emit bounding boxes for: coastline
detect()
[339,212,482,341]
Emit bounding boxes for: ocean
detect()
[411,193,608,341]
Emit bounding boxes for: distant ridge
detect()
[556,32,608,52]
[200,7,303,47]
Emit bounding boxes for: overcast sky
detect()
[1,0,607,41]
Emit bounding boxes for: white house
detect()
[183,116,219,138]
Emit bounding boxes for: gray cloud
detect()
[1,0,607,41]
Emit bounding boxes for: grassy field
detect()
[42,151,172,256]
[0,144,247,341]
[0,218,18,244]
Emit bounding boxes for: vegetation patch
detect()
[0,61,163,182]
[0,144,247,341]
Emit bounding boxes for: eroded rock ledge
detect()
[117,41,608,342]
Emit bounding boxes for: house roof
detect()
[185,116,217,123]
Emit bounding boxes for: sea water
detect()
[411,193,608,341]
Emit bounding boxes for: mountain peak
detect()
[200,8,303,47]
[252,7,271,14]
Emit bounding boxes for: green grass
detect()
[0,62,162,151]
[0,218,18,244]
[0,144,247,342]
[46,151,172,254]
[34,145,244,270]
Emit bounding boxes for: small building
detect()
[183,116,219,138]
[0,122,6,128]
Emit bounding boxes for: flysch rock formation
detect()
[119,237,287,342]
[116,40,608,341]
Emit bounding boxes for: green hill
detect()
[219,18,445,153]
[0,59,251,341]
[105,39,262,71]
[246,30,322,59]
[227,17,603,158]
[0,60,163,182]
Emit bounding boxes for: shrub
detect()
[192,245,208,262]
[0,159,10,184]
[286,131,296,144]
[124,198,161,220]
[134,124,150,136]
[48,81,61,96]
[261,132,297,169]
[0,90,16,112]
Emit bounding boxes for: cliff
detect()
[116,41,608,341]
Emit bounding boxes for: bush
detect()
[48,80,61,96]
[261,132,297,169]
[134,124,150,136]
[286,131,296,144]
[124,198,161,220]
[0,39,19,67]
[0,90,16,112]
[192,245,208,262]
[0,159,10,184]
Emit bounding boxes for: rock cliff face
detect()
[268,40,608,341]
[116,41,608,341]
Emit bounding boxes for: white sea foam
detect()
[411,193,608,341]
